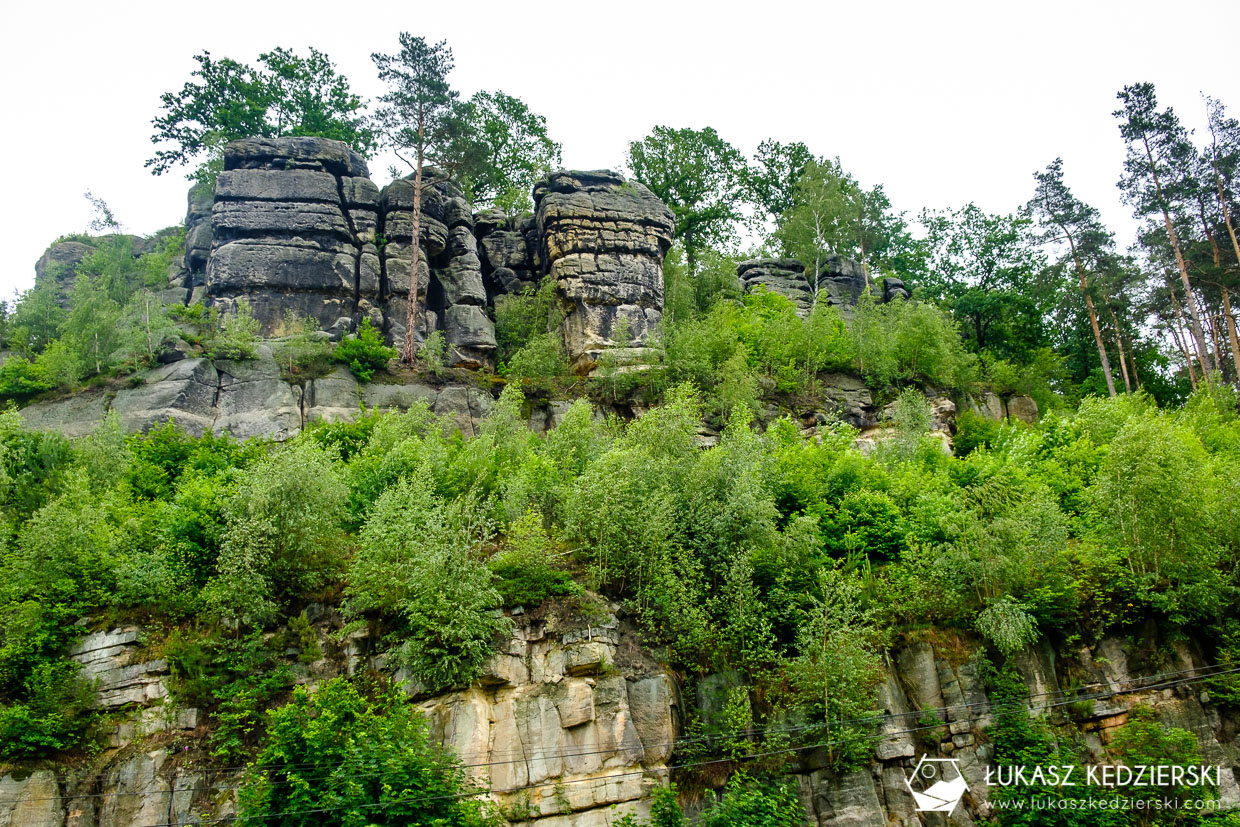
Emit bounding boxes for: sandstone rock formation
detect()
[186,141,670,375]
[19,352,497,441]
[535,170,674,373]
[7,615,1236,827]
[737,254,909,317]
[378,169,497,368]
[205,136,378,339]
[736,258,813,313]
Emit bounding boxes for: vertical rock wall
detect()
[195,142,669,374]
[535,171,674,373]
[205,136,378,338]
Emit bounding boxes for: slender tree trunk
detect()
[1169,285,1201,387]
[402,124,426,365]
[1060,225,1117,396]
[1107,306,1133,393]
[1125,331,1141,389]
[1207,307,1225,377]
[1221,287,1240,389]
[1143,134,1214,378]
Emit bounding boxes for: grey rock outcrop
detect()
[415,609,676,825]
[377,171,497,368]
[206,137,378,338]
[737,254,891,318]
[19,352,498,442]
[535,170,675,373]
[737,258,813,313]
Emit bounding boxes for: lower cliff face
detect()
[0,602,679,827]
[2,614,1237,826]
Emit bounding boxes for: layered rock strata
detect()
[205,136,379,339]
[534,170,675,373]
[737,254,910,317]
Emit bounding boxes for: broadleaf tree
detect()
[147,47,375,183]
[453,90,561,213]
[626,126,746,277]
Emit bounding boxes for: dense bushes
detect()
[237,677,500,827]
[0,367,1236,789]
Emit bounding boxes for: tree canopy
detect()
[147,47,376,182]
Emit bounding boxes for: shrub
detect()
[208,298,261,360]
[976,595,1039,655]
[495,276,560,365]
[0,356,52,400]
[336,318,396,380]
[505,331,568,385]
[203,440,348,625]
[488,511,577,608]
[346,474,509,692]
[272,310,333,377]
[237,677,500,827]
[0,660,96,759]
[418,329,447,375]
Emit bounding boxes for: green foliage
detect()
[207,298,261,361]
[273,311,334,378]
[976,595,1040,654]
[494,276,560,366]
[204,439,347,625]
[1087,408,1229,623]
[335,318,396,381]
[346,473,509,692]
[616,778,803,827]
[418,329,447,376]
[505,332,568,386]
[627,126,746,274]
[851,292,977,390]
[237,677,500,827]
[775,157,914,281]
[451,90,561,211]
[0,356,53,400]
[148,47,376,181]
[488,511,577,608]
[0,660,96,759]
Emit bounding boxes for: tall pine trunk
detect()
[402,127,426,365]
[1210,159,1240,384]
[1144,134,1214,379]
[1061,226,1117,396]
[1169,285,1201,388]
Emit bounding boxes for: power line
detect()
[4,660,1234,818]
[128,662,1238,827]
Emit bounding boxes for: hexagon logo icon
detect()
[904,756,968,814]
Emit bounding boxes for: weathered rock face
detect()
[205,137,379,339]
[378,169,497,368]
[184,144,672,375]
[414,610,678,825]
[20,352,497,442]
[535,170,675,373]
[737,254,906,319]
[737,258,813,313]
[967,391,1040,424]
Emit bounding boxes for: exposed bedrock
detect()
[737,254,910,317]
[534,170,675,373]
[204,137,378,339]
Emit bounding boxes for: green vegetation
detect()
[335,318,396,381]
[237,677,500,827]
[147,47,377,183]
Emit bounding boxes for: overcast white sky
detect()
[2,0,1237,298]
